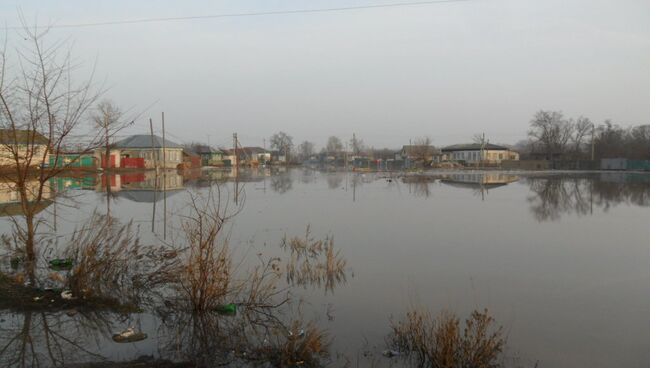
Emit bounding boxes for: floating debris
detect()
[60,290,76,300]
[49,258,74,271]
[289,329,306,338]
[214,303,237,316]
[112,327,148,343]
[382,350,400,358]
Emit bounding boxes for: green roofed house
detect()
[193,145,226,166]
[95,134,183,169]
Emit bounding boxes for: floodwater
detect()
[2,168,650,367]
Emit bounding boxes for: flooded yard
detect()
[1,168,650,367]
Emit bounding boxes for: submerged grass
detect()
[389,308,505,368]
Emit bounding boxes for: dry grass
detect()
[173,188,286,313]
[64,211,181,305]
[390,308,505,368]
[260,319,331,367]
[175,191,233,312]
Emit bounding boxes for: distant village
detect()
[2,124,649,173]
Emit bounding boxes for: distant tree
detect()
[513,139,533,155]
[594,120,626,159]
[325,136,343,155]
[472,133,488,146]
[270,131,293,157]
[571,116,593,158]
[350,133,364,156]
[626,124,650,159]
[410,136,434,164]
[528,110,574,159]
[298,140,315,161]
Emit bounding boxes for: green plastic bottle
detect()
[49,258,74,270]
[214,303,237,315]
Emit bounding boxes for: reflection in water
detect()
[157,302,330,367]
[326,173,344,190]
[441,172,519,200]
[270,169,293,194]
[0,179,53,217]
[527,173,650,221]
[0,310,123,367]
[401,172,520,199]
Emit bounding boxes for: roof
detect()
[113,134,182,149]
[117,189,182,203]
[401,145,440,155]
[194,145,223,154]
[223,147,268,155]
[441,143,511,152]
[0,129,49,145]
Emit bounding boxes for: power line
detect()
[7,0,474,30]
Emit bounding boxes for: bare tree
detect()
[92,100,133,169]
[528,110,574,159]
[472,133,487,146]
[0,22,103,283]
[410,136,434,165]
[472,133,489,165]
[298,140,315,161]
[571,116,593,158]
[349,133,364,156]
[325,136,343,155]
[270,131,293,161]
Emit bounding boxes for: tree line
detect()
[522,110,650,160]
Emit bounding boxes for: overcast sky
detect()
[1,0,648,149]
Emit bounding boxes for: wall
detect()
[601,158,627,170]
[119,148,183,169]
[0,144,48,168]
[445,149,519,164]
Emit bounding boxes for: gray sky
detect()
[1,0,648,149]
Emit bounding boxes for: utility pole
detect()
[345,142,348,171]
[162,112,166,170]
[104,114,110,169]
[162,112,167,240]
[149,118,158,173]
[233,132,240,204]
[149,118,157,233]
[478,132,485,169]
[233,133,238,169]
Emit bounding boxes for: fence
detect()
[121,157,145,169]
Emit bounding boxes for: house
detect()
[224,147,270,166]
[95,134,183,169]
[441,143,519,165]
[181,151,202,169]
[0,129,49,168]
[49,152,96,168]
[193,145,225,166]
[399,145,442,164]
